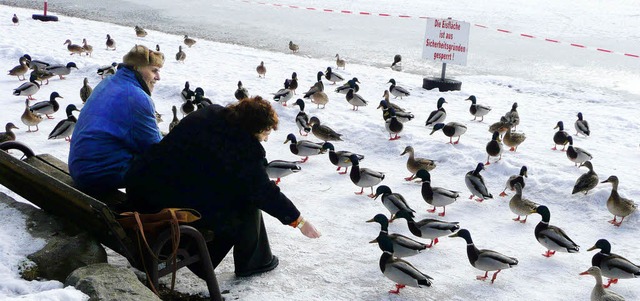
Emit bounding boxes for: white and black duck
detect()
[395,210,459,248]
[414,169,459,217]
[373,232,432,294]
[485,131,503,165]
[235,80,249,101]
[293,99,311,136]
[324,66,344,85]
[378,100,414,123]
[372,186,416,222]
[264,159,301,185]
[388,78,410,99]
[13,73,40,100]
[367,214,427,258]
[335,77,359,94]
[466,95,491,122]
[425,97,447,126]
[284,133,325,163]
[44,62,78,79]
[345,88,367,111]
[29,91,62,119]
[322,142,363,175]
[465,162,493,202]
[385,108,403,140]
[531,205,580,257]
[347,153,384,197]
[430,122,467,144]
[552,121,570,151]
[575,112,590,137]
[587,239,640,288]
[499,165,527,197]
[566,136,593,166]
[273,79,293,106]
[48,104,80,141]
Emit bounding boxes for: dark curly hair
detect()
[225,96,279,135]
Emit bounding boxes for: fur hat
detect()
[122,44,164,68]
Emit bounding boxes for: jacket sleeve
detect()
[126,91,162,155]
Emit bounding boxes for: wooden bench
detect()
[0,141,223,301]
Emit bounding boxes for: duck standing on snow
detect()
[378,100,413,123]
[488,116,511,139]
[288,41,299,53]
[465,163,493,202]
[169,105,180,132]
[135,25,148,37]
[388,79,410,99]
[30,91,62,119]
[531,205,580,257]
[21,99,43,132]
[575,112,590,136]
[12,13,18,25]
[431,122,467,144]
[97,62,118,79]
[373,186,416,222]
[390,54,402,71]
[600,175,637,227]
[571,161,599,195]
[288,72,298,94]
[335,77,359,94]
[347,153,385,197]
[80,77,92,103]
[0,123,19,143]
[385,108,403,140]
[509,179,539,223]
[324,66,344,85]
[373,232,432,294]
[234,80,249,101]
[13,73,40,100]
[256,61,266,78]
[293,99,310,136]
[500,165,528,197]
[485,131,503,165]
[175,45,186,63]
[304,71,325,96]
[345,88,368,111]
[308,116,343,142]
[322,142,363,175]
[8,56,29,81]
[503,127,526,151]
[579,266,626,301]
[587,238,640,288]
[566,136,593,166]
[335,53,346,69]
[367,214,427,258]
[64,39,84,55]
[264,159,301,185]
[504,102,520,130]
[552,121,570,151]
[106,34,116,50]
[184,35,197,47]
[450,229,518,284]
[466,95,491,121]
[425,97,447,126]
[400,146,435,181]
[48,104,80,141]
[82,38,93,56]
[414,169,459,217]
[273,79,293,106]
[395,210,459,248]
[284,133,325,163]
[45,62,78,79]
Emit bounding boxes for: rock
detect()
[66,263,161,301]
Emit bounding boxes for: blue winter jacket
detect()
[69,66,161,193]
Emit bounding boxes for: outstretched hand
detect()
[300,220,321,238]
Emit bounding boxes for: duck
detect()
[288,41,299,53]
[587,239,640,288]
[288,72,298,94]
[175,46,186,63]
[80,77,93,104]
[347,154,385,197]
[13,73,41,100]
[48,104,80,141]
[0,123,19,143]
[499,165,528,197]
[169,105,180,132]
[378,100,414,123]
[97,62,118,79]
[531,205,580,257]
[430,122,467,144]
[64,39,84,55]
[284,133,325,163]
[601,175,637,227]
[489,116,511,139]
[449,229,518,284]
[345,88,367,111]
[8,56,29,81]
[400,146,436,181]
[22,54,51,70]
[82,38,93,56]
[303,71,325,98]
[181,81,194,102]
[273,79,293,106]
[580,266,626,301]
[180,97,195,117]
[322,142,363,175]
[572,161,599,195]
[552,121,570,151]
[184,35,196,47]
[485,131,503,165]
[324,67,344,85]
[381,90,407,113]
[466,95,491,121]
[566,136,593,166]
[385,109,403,140]
[21,99,43,132]
[335,77,359,94]
[105,34,116,50]
[373,186,416,222]
[395,210,459,248]
[31,66,55,85]
[310,90,329,109]
[509,179,540,223]
[575,112,590,136]
[414,169,459,217]
[264,159,301,185]
[30,92,62,119]
[373,232,433,294]
[45,62,78,79]
[367,214,427,258]
[235,80,249,101]
[335,53,346,69]
[135,25,148,37]
[12,13,18,25]
[465,163,493,202]
[388,79,410,99]
[504,102,520,130]
[390,54,402,71]
[308,116,343,142]
[293,99,310,136]
[503,127,526,151]
[256,61,266,78]
[425,97,447,126]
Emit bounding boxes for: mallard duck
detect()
[367,214,427,258]
[30,92,62,119]
[395,210,459,248]
[21,99,43,132]
[284,133,325,163]
[169,105,180,132]
[64,39,84,55]
[22,54,50,70]
[31,66,55,85]
[580,266,626,301]
[431,122,467,144]
[176,46,186,63]
[308,116,342,142]
[466,95,491,122]
[45,62,78,79]
[180,98,195,117]
[80,77,92,104]
[288,41,299,53]
[587,239,640,288]
[310,91,329,109]
[566,136,593,166]
[13,73,40,100]
[373,186,416,221]
[449,229,518,284]
[400,146,435,181]
[105,34,116,50]
[191,88,212,108]
[12,13,18,25]
[373,232,433,294]
[572,161,599,195]
[552,121,570,151]
[322,142,363,174]
[503,127,526,151]
[273,79,293,106]
[335,77,359,94]
[381,90,406,113]
[335,54,346,69]
[97,62,118,79]
[385,109,403,140]
[499,165,527,197]
[288,72,298,94]
[265,159,301,185]
[0,123,19,143]
[347,154,385,197]
[181,81,194,102]
[575,112,590,136]
[509,180,540,223]
[415,169,459,217]
[390,54,402,71]
[531,205,580,257]
[489,116,511,139]
[293,99,310,136]
[184,35,196,47]
[485,131,503,165]
[388,79,410,99]
[8,56,29,81]
[48,104,80,141]
[303,71,325,98]
[256,61,266,78]
[378,101,413,124]
[601,176,637,227]
[345,88,367,111]
[425,97,447,126]
[235,80,249,101]
[135,25,148,37]
[465,162,493,202]
[504,102,520,130]
[324,67,344,85]
[82,38,93,56]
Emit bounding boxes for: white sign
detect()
[422,18,470,66]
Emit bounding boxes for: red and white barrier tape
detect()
[242,0,639,58]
